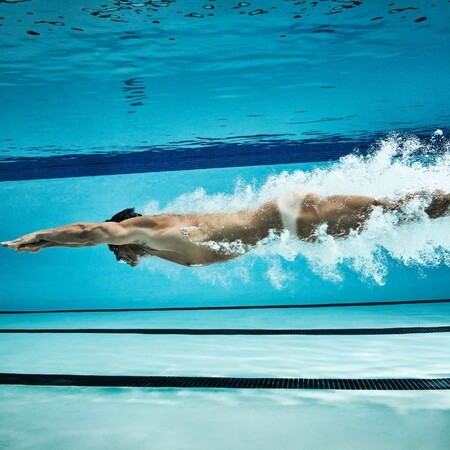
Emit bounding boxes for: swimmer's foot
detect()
[425,191,450,219]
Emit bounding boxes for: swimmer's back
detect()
[277,190,378,240]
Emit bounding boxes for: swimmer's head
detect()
[105,207,142,223]
[105,208,146,266]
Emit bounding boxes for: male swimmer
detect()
[2,190,450,267]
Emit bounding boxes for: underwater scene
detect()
[1,1,450,449]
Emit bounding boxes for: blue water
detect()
[1,1,450,449]
[2,150,450,310]
[0,0,449,163]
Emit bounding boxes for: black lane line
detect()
[1,373,449,390]
[1,298,449,314]
[1,325,449,335]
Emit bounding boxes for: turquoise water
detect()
[1,304,450,449]
[1,305,450,449]
[2,149,450,310]
[1,1,450,449]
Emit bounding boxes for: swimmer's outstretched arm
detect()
[1,221,144,253]
[2,240,97,253]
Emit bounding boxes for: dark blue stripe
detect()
[0,137,364,181]
[1,129,443,182]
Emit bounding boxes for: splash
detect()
[142,132,450,288]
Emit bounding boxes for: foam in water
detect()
[142,133,450,288]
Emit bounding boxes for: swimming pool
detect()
[1,1,450,449]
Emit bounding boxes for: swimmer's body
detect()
[2,190,450,267]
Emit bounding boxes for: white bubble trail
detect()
[142,132,450,288]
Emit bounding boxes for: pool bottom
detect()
[1,386,449,450]
[1,304,449,380]
[1,304,449,449]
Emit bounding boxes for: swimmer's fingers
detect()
[1,232,40,249]
[1,240,24,249]
[1,241,16,248]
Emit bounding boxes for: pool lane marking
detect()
[0,373,449,390]
[1,298,449,314]
[1,325,449,335]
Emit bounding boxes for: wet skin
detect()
[2,190,449,267]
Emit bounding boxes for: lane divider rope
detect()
[1,298,449,314]
[1,373,448,390]
[1,325,449,335]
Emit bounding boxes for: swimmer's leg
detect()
[375,190,450,219]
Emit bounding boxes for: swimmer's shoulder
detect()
[120,215,174,230]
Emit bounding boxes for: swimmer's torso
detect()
[127,192,379,266]
[129,201,283,266]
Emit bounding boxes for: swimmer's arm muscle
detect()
[2,221,144,252]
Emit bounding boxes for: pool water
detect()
[1,1,450,449]
[1,0,449,163]
[1,305,450,449]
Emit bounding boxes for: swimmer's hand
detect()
[2,232,41,251]
[15,242,49,253]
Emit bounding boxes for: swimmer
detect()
[2,190,450,267]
